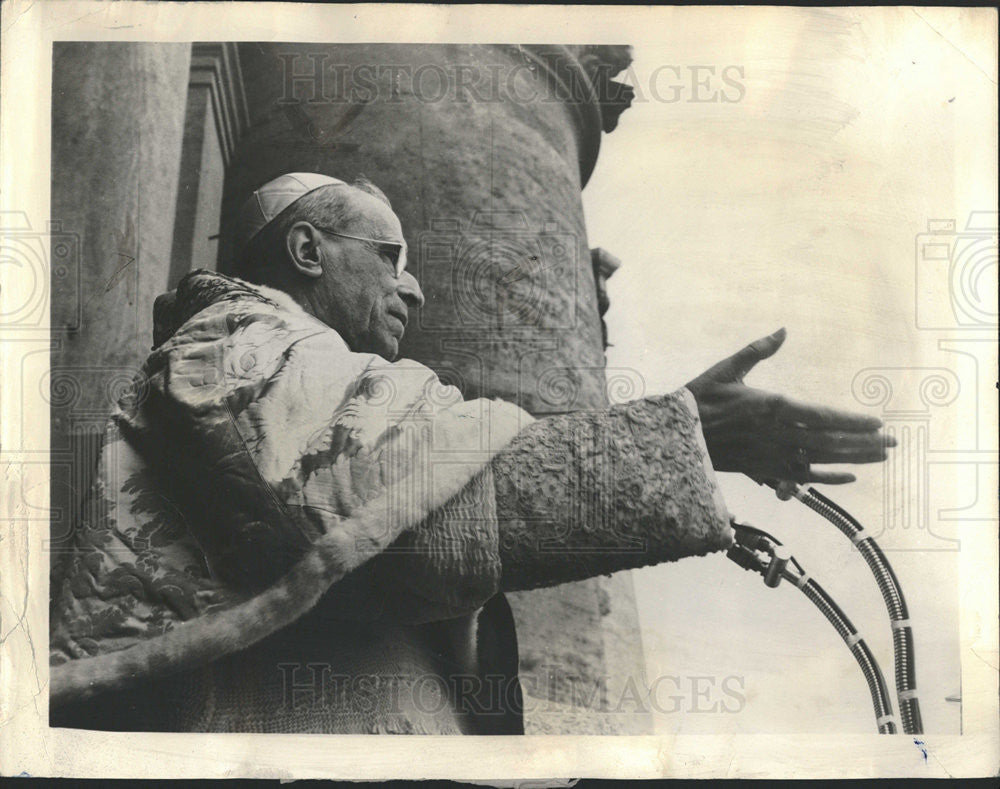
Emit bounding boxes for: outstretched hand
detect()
[685,328,895,485]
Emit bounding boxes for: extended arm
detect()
[388,329,893,606]
[490,388,731,591]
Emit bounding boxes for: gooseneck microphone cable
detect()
[792,485,922,734]
[764,481,924,735]
[727,522,898,734]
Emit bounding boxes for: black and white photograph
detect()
[0,2,996,781]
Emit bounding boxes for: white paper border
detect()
[1,1,997,779]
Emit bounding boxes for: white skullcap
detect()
[234,172,348,252]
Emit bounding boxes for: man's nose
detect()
[396,270,425,308]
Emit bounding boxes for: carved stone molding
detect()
[189,43,250,166]
[516,45,635,186]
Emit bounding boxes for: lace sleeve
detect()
[491,388,732,591]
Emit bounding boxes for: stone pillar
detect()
[219,44,636,413]
[220,43,648,733]
[49,43,191,550]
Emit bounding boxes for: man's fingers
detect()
[775,396,883,431]
[775,429,891,464]
[752,469,858,486]
[745,469,857,486]
[726,327,787,381]
[784,464,857,485]
[800,447,889,464]
[785,428,897,453]
[805,469,857,485]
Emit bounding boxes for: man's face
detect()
[312,191,424,360]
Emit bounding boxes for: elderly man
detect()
[49,173,892,734]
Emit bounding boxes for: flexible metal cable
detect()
[786,569,897,734]
[794,487,923,734]
[727,524,897,734]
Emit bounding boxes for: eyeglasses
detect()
[313,225,408,278]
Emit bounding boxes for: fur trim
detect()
[50,452,492,707]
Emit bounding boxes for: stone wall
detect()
[50,42,191,553]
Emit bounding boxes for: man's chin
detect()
[377,335,400,361]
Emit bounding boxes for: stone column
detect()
[220,43,648,732]
[49,42,192,551]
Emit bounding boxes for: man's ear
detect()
[285,221,325,279]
